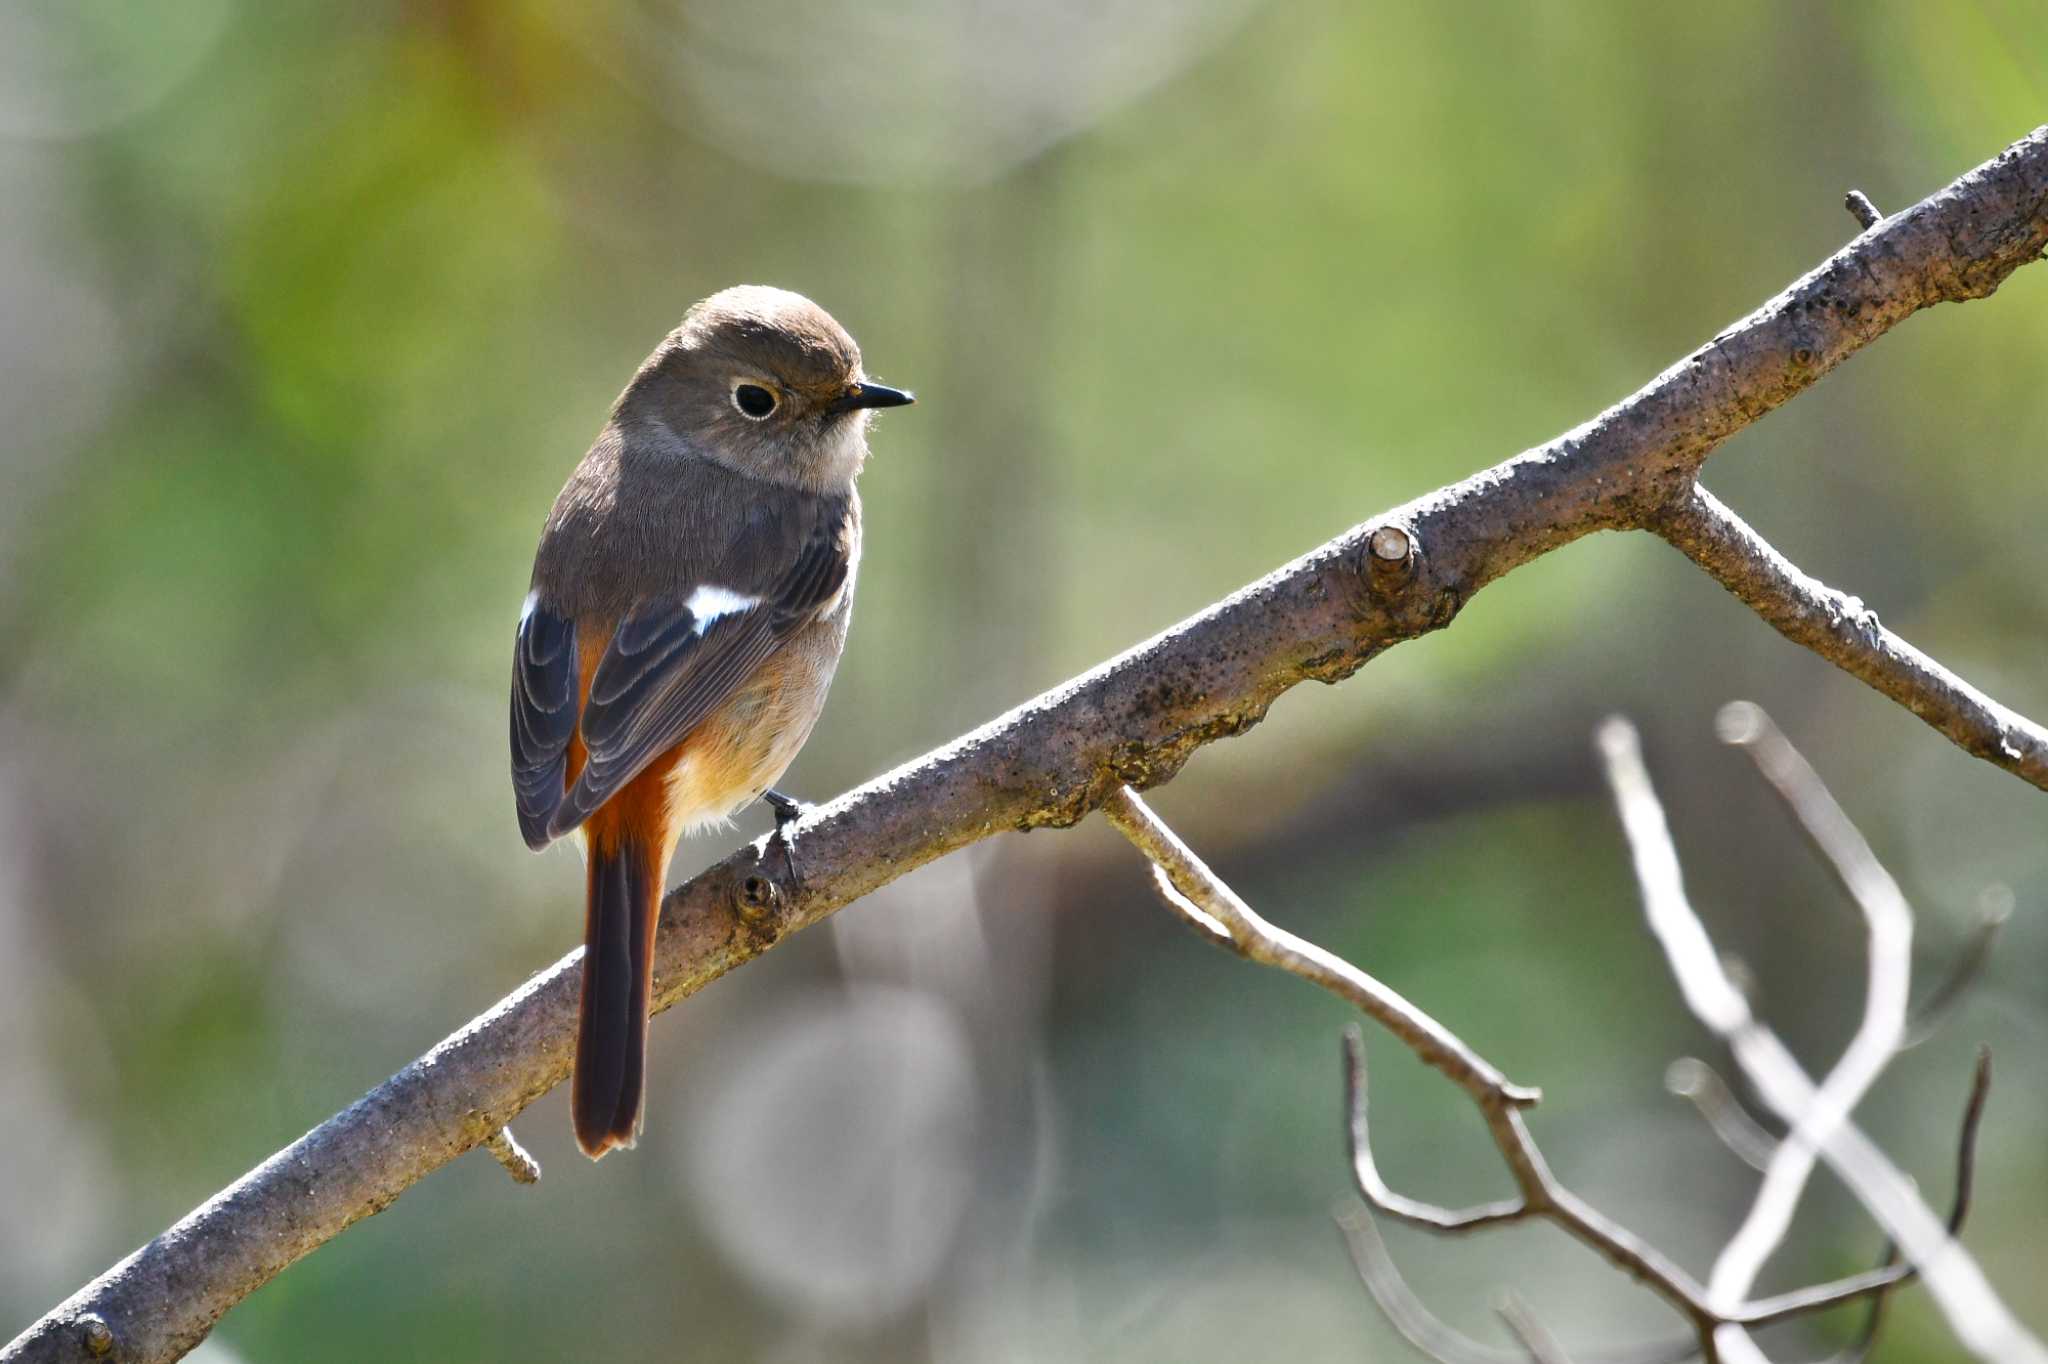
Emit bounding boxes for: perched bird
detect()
[510,286,912,1158]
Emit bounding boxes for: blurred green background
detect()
[3,2,2045,1360]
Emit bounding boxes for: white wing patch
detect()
[519,589,540,625]
[686,584,762,635]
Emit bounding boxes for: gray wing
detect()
[511,600,578,851]
[512,496,852,848]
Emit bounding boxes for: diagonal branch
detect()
[1106,791,1537,1108]
[1818,1045,1990,1364]
[9,128,2048,1364]
[1655,486,2048,789]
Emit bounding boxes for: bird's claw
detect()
[762,789,805,886]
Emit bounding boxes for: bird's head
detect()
[630,285,913,492]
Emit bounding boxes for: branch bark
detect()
[1655,487,2048,787]
[9,127,2048,1364]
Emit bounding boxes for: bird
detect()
[510,286,913,1159]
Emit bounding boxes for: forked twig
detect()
[1102,784,1990,1363]
[1598,719,2040,1362]
[1817,1046,1991,1364]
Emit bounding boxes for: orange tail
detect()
[573,835,661,1158]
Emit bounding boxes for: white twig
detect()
[1706,703,1913,1344]
[1495,1293,1575,1364]
[1595,717,2044,1364]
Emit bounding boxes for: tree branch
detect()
[1704,704,1915,1360]
[1596,718,2040,1361]
[1818,1044,1990,1364]
[9,127,2048,1364]
[1103,789,1538,1109]
[1655,487,2048,789]
[1107,783,1984,1361]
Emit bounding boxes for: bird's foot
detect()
[762,788,805,886]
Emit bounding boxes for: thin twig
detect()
[1108,798,1538,1108]
[1656,488,2048,790]
[1844,190,1884,228]
[1673,894,2004,1167]
[1119,786,1721,1329]
[1596,719,2042,1363]
[1690,1050,1987,1341]
[1818,1045,1991,1364]
[1903,890,2011,1050]
[1497,1293,1577,1364]
[1714,703,1907,921]
[1666,1059,1776,1173]
[1337,1211,1702,1364]
[1706,705,1913,1333]
[482,1127,541,1185]
[1337,1210,1533,1364]
[1109,786,1972,1360]
[1142,862,1237,948]
[1343,1029,1526,1232]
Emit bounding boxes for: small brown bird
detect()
[511,286,912,1158]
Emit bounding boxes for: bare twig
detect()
[1687,1049,1987,1347]
[1498,1293,1576,1364]
[1666,1058,1776,1173]
[1337,1210,1531,1364]
[1341,1030,1523,1232]
[1844,190,1884,228]
[1821,1047,1991,1364]
[1714,702,1910,920]
[1596,718,2042,1362]
[1657,488,2048,790]
[1670,891,2007,1169]
[1108,786,1968,1361]
[10,128,2048,1364]
[481,1127,541,1185]
[1704,705,1913,1347]
[1338,1211,1703,1364]
[1107,792,1536,1107]
[1903,889,2012,1050]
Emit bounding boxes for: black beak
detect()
[830,381,915,413]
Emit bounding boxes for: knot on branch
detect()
[1361,521,1418,592]
[77,1317,113,1359]
[1349,518,1461,642]
[1826,592,1884,648]
[736,869,783,924]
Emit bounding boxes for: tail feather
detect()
[573,838,659,1158]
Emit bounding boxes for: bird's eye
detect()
[732,383,778,420]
